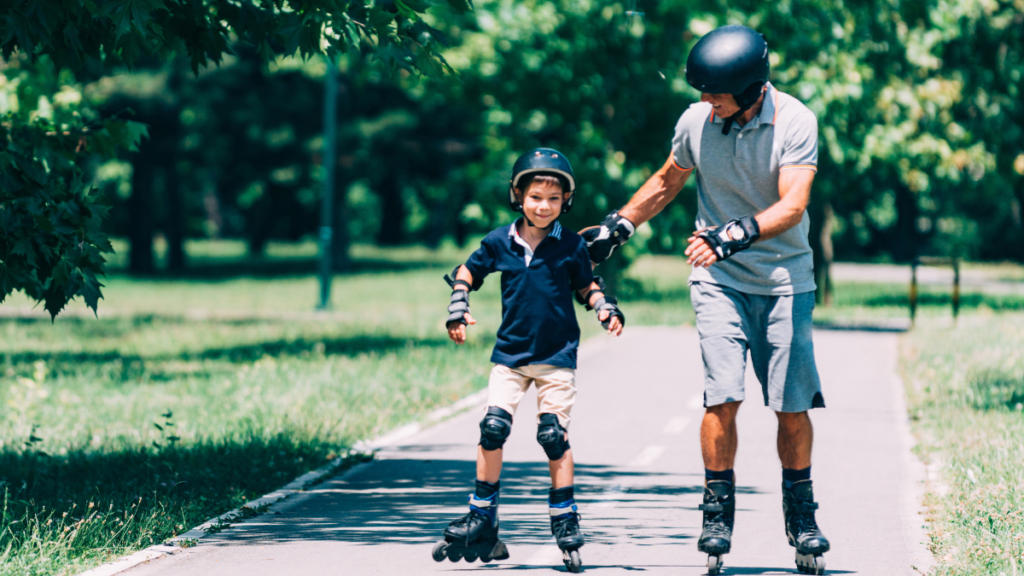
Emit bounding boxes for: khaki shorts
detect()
[487,364,576,428]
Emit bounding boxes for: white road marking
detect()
[688,393,704,410]
[629,445,665,467]
[663,416,690,434]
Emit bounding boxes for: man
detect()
[582,25,830,576]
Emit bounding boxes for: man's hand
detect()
[581,211,636,264]
[447,312,476,344]
[685,230,720,268]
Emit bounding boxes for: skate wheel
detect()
[431,541,448,562]
[562,549,582,573]
[796,552,826,575]
[447,547,463,562]
[464,550,479,562]
[707,554,723,575]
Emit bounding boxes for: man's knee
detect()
[479,407,513,451]
[776,410,810,428]
[706,400,742,422]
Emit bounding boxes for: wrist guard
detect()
[447,289,470,326]
[444,265,484,291]
[574,275,607,310]
[582,210,636,264]
[592,295,625,330]
[697,215,760,261]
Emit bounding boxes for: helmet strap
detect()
[722,82,766,135]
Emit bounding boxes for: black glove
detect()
[447,289,471,326]
[697,215,761,261]
[592,295,625,330]
[582,210,636,263]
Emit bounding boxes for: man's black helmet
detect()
[685,25,770,134]
[508,148,576,214]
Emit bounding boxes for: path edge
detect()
[893,370,937,575]
[74,387,490,576]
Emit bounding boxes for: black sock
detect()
[475,479,500,499]
[549,485,574,504]
[705,468,734,482]
[782,466,811,489]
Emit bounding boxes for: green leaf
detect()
[446,0,473,14]
[415,49,445,79]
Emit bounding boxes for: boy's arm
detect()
[576,281,624,336]
[446,265,477,345]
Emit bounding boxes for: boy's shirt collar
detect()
[508,218,562,241]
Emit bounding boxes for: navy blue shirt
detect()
[464,219,595,369]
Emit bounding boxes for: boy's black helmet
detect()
[685,25,770,134]
[509,148,576,214]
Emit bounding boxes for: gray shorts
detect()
[690,281,825,412]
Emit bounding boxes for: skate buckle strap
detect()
[469,494,496,509]
[699,499,735,513]
[549,501,578,517]
[790,501,819,515]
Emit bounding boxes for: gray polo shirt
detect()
[672,83,819,296]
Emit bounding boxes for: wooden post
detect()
[910,258,919,326]
[952,258,961,322]
[318,58,338,310]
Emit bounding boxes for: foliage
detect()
[0,0,473,315]
[0,57,146,319]
[902,313,1024,574]
[0,0,469,76]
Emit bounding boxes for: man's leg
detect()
[701,401,742,471]
[776,410,812,470]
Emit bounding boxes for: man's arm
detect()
[619,155,694,227]
[583,155,693,264]
[686,168,815,267]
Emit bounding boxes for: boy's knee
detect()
[479,407,513,451]
[537,413,570,460]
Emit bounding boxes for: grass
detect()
[0,238,1021,575]
[901,314,1024,575]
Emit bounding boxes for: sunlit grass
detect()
[0,243,1020,575]
[901,314,1024,575]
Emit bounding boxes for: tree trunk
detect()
[128,154,156,274]
[165,158,186,271]
[332,181,350,272]
[377,174,404,246]
[892,183,919,263]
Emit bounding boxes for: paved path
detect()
[126,327,932,576]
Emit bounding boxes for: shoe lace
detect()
[552,512,582,539]
[450,508,490,530]
[702,510,733,538]
[789,510,820,537]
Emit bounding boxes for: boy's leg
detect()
[478,365,531,482]
[530,365,576,487]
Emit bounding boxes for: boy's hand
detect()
[593,296,625,337]
[447,314,476,344]
[598,309,624,336]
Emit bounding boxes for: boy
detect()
[430,148,625,573]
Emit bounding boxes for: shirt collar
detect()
[508,218,562,240]
[708,82,780,129]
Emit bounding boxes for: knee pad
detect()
[479,407,513,451]
[536,413,570,460]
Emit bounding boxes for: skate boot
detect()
[783,479,830,575]
[432,492,509,564]
[550,496,584,573]
[697,479,735,575]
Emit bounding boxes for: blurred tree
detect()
[0,0,470,314]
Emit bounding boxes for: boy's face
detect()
[519,181,567,227]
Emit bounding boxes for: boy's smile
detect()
[519,181,567,237]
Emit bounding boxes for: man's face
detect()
[701,92,740,118]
